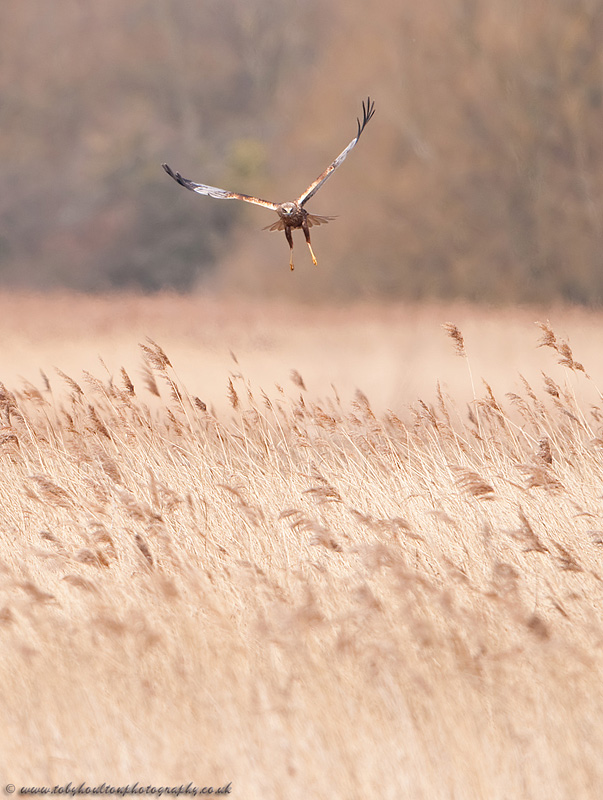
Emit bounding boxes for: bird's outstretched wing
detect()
[296,97,375,207]
[162,163,279,211]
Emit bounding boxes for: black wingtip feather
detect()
[162,163,194,191]
[356,97,375,140]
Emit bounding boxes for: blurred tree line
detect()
[1,0,602,303]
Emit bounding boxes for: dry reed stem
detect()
[442,322,466,357]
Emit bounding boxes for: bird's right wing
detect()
[162,164,279,211]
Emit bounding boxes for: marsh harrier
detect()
[162,97,375,271]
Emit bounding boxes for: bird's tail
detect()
[263,219,285,232]
[262,214,336,232]
[306,214,336,228]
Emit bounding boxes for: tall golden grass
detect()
[1,295,603,796]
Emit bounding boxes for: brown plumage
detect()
[162,97,375,271]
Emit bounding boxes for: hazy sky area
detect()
[1,0,602,303]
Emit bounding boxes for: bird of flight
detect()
[162,97,375,271]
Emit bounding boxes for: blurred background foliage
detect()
[1,0,602,303]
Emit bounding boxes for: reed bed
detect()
[1,321,603,797]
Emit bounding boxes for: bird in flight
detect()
[163,97,375,271]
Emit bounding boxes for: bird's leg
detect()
[285,226,294,271]
[302,222,318,266]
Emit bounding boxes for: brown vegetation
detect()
[1,296,603,795]
[2,0,602,301]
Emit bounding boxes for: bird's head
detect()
[280,202,296,216]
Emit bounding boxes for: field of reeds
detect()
[2,293,603,797]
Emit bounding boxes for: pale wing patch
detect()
[192,184,239,200]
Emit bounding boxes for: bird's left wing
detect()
[162,164,278,211]
[296,97,375,207]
